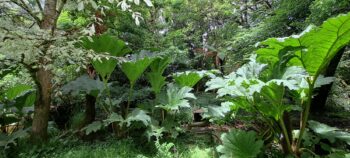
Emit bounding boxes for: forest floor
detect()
[11,111,349,158]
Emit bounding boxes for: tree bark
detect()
[31,67,53,143]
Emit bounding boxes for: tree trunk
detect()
[81,65,97,128]
[31,68,53,143]
[30,0,57,144]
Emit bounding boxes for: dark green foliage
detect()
[61,75,105,97]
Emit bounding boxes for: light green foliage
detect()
[308,120,350,145]
[61,75,105,97]
[157,84,196,111]
[206,55,267,98]
[1,84,36,112]
[81,34,131,81]
[154,141,175,158]
[121,56,154,87]
[217,129,263,158]
[105,109,151,127]
[83,109,151,134]
[57,11,87,29]
[83,121,103,135]
[202,104,231,120]
[0,18,89,72]
[254,82,290,120]
[174,71,203,88]
[258,12,350,77]
[173,70,217,88]
[146,57,171,94]
[147,72,167,94]
[2,85,33,101]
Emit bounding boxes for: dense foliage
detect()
[1,0,350,158]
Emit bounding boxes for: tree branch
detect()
[53,0,67,30]
[10,0,41,24]
[35,0,44,13]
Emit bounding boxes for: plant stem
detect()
[104,80,113,113]
[296,78,315,151]
[299,148,317,157]
[126,83,134,118]
[279,118,293,154]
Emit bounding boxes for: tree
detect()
[0,0,153,144]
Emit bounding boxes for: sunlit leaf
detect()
[120,57,154,87]
[217,129,263,158]
[157,84,196,111]
[81,34,131,80]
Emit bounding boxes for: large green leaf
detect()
[83,121,103,135]
[217,129,264,158]
[254,82,290,120]
[174,70,217,88]
[146,72,166,94]
[11,90,36,111]
[120,57,154,86]
[4,84,32,100]
[61,75,105,97]
[149,57,171,74]
[174,71,202,88]
[157,84,196,111]
[81,34,131,80]
[300,12,350,75]
[258,12,350,76]
[104,109,151,127]
[1,85,36,111]
[146,57,171,94]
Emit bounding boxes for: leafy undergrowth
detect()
[13,133,216,158]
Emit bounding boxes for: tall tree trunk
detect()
[30,0,57,144]
[81,65,97,128]
[31,68,53,143]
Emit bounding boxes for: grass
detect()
[9,132,217,158]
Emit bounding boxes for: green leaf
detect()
[143,0,153,6]
[81,34,131,80]
[83,121,103,135]
[104,109,151,127]
[174,71,202,88]
[4,84,32,100]
[308,120,350,145]
[300,12,350,76]
[202,104,231,119]
[12,90,36,111]
[254,82,289,120]
[217,129,263,158]
[61,75,105,97]
[124,108,151,127]
[157,84,196,111]
[120,57,154,86]
[258,12,350,77]
[174,70,217,88]
[146,57,171,94]
[146,72,166,94]
[149,57,171,74]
